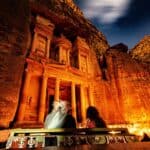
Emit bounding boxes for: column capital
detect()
[71,81,75,85]
[56,77,61,82]
[42,73,48,79]
[42,69,48,78]
[80,83,85,88]
[46,36,52,40]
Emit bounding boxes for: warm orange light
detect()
[108,130,121,135]
[108,123,150,137]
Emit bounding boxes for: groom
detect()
[44,100,76,129]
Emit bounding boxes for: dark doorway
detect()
[75,85,82,122]
[48,95,54,113]
[59,81,71,102]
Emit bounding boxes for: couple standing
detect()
[44,100,106,129]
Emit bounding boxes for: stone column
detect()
[31,32,38,52]
[38,75,48,123]
[80,84,86,122]
[54,78,60,101]
[46,38,51,58]
[71,82,77,119]
[17,69,31,122]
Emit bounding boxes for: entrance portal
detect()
[59,81,71,102]
[75,85,82,122]
[48,95,54,113]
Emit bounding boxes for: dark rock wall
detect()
[30,0,109,54]
[0,0,149,129]
[81,45,150,126]
[100,49,150,124]
[0,0,30,128]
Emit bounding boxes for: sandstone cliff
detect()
[0,0,149,130]
[0,0,108,128]
[130,35,150,63]
[105,47,150,124]
[30,0,109,53]
[93,45,150,126]
[0,0,30,128]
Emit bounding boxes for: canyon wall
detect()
[0,0,30,128]
[95,46,150,127]
[0,0,149,129]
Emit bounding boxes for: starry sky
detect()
[75,0,150,49]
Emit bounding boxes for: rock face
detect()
[0,0,108,128]
[110,43,128,53]
[0,0,29,128]
[59,0,83,16]
[0,0,150,131]
[30,0,109,53]
[130,35,150,63]
[95,47,150,125]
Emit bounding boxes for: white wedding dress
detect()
[44,100,69,129]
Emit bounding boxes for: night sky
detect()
[75,0,150,49]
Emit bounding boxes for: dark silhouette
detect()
[86,106,106,128]
[141,133,150,142]
[44,101,76,129]
[44,101,76,146]
[62,109,76,128]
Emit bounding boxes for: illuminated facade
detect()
[0,1,149,136]
[16,15,100,127]
[14,14,150,132]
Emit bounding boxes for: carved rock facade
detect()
[0,0,149,131]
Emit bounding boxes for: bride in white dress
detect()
[44,100,70,129]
